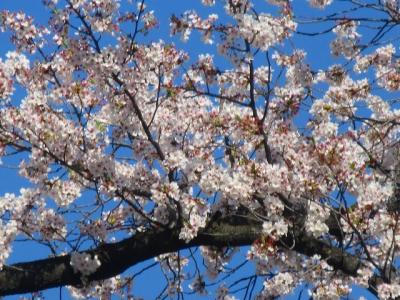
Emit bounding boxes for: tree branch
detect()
[0,212,362,296]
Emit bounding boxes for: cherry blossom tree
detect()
[0,0,399,299]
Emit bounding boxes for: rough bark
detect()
[0,212,361,296]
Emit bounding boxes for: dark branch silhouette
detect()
[0,210,361,296]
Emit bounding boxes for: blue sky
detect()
[0,0,389,299]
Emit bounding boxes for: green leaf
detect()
[95,120,107,132]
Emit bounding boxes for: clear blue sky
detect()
[0,0,384,299]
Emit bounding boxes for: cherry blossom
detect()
[0,0,399,299]
[70,252,102,277]
[308,0,333,9]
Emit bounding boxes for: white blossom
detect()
[70,252,102,277]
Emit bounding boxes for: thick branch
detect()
[0,212,362,296]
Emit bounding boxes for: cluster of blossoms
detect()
[79,220,108,242]
[67,276,132,299]
[331,20,360,59]
[235,13,297,51]
[0,60,14,101]
[281,50,313,88]
[201,0,215,6]
[262,218,288,239]
[0,11,47,52]
[0,188,71,267]
[179,193,210,241]
[85,0,121,32]
[308,0,333,9]
[310,279,352,299]
[355,44,400,91]
[170,11,218,44]
[0,51,29,101]
[38,209,67,240]
[305,201,330,237]
[263,273,295,297]
[45,178,82,207]
[377,283,400,300]
[70,252,102,277]
[0,219,17,269]
[383,0,400,13]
